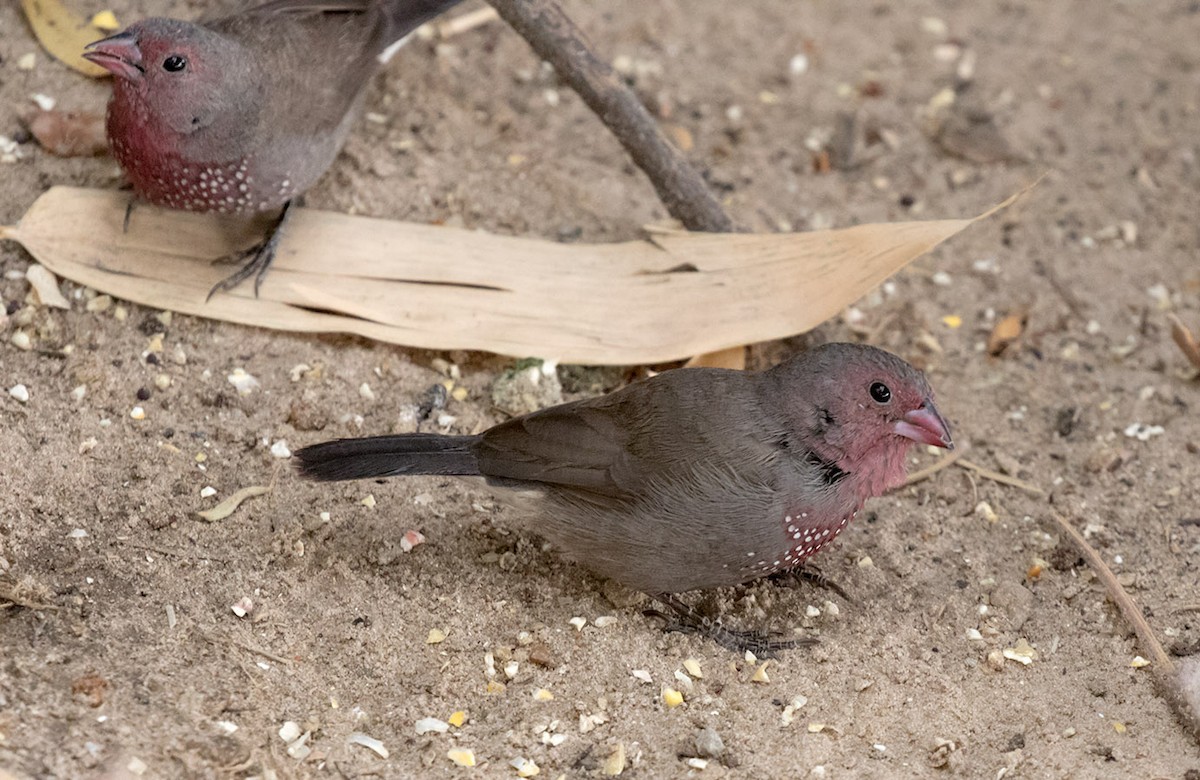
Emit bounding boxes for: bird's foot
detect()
[771,565,854,604]
[645,594,814,658]
[205,199,294,301]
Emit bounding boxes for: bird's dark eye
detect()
[869,382,891,403]
[162,55,187,72]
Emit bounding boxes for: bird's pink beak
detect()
[895,403,954,449]
[83,31,144,82]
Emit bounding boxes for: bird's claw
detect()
[205,199,293,301]
[772,565,855,604]
[644,594,814,658]
[206,239,277,301]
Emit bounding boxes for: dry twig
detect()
[485,0,734,232]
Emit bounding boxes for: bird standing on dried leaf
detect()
[296,343,954,651]
[84,0,462,299]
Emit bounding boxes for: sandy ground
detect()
[2,0,1200,777]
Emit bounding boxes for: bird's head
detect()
[85,19,259,138]
[772,343,953,497]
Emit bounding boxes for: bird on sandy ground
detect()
[83,0,463,300]
[295,343,954,652]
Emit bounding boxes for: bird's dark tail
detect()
[295,434,482,482]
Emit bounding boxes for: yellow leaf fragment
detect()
[21,0,111,77]
[447,748,476,767]
[533,688,554,701]
[196,485,270,522]
[90,10,119,30]
[941,314,963,329]
[1001,638,1037,665]
[751,661,771,683]
[682,658,703,679]
[662,688,684,708]
[447,710,466,727]
[602,743,626,776]
[426,628,447,644]
[988,311,1026,356]
[1130,656,1150,669]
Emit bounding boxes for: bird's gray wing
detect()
[474,369,787,502]
[210,0,458,137]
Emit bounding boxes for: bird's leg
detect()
[121,187,136,233]
[770,564,855,604]
[206,198,298,301]
[644,593,812,658]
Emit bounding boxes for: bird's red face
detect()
[85,22,205,90]
[84,20,251,138]
[785,344,953,498]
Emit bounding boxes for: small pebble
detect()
[781,694,808,726]
[200,486,217,498]
[226,368,260,395]
[8,384,30,403]
[129,406,146,420]
[427,628,447,644]
[348,733,389,759]
[686,758,708,770]
[1123,422,1165,441]
[415,717,450,735]
[18,53,37,71]
[693,727,725,758]
[682,658,703,679]
[82,294,114,314]
[974,501,998,522]
[400,529,426,552]
[569,616,587,631]
[270,439,291,458]
[359,382,375,401]
[510,756,540,777]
